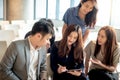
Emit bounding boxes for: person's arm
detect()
[67,70,82,76]
[91,46,120,72]
[39,47,47,80]
[83,29,90,43]
[90,58,116,72]
[85,54,90,76]
[62,24,67,36]
[62,7,70,36]
[50,42,59,74]
[84,41,95,75]
[0,42,20,80]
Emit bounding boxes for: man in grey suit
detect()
[0,20,54,80]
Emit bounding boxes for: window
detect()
[47,0,56,19]
[35,0,120,28]
[59,0,70,20]
[96,0,111,26]
[35,0,46,19]
[73,0,80,6]
[111,0,120,27]
[0,0,3,20]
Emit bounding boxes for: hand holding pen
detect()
[57,64,68,74]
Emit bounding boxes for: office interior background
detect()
[0,0,120,27]
[0,0,120,79]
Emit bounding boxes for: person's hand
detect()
[67,70,82,76]
[46,43,50,49]
[57,64,67,74]
[90,58,102,66]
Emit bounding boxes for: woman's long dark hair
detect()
[58,24,84,63]
[94,26,118,66]
[78,0,98,27]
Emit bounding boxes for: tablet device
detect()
[67,69,82,72]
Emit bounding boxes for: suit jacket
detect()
[0,39,47,80]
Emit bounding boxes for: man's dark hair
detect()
[39,18,54,27]
[24,31,31,39]
[31,21,54,36]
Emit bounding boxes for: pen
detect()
[58,64,68,72]
[57,64,62,66]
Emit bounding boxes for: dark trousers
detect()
[88,69,118,80]
[53,72,87,80]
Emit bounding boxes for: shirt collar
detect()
[28,37,40,51]
[74,6,80,17]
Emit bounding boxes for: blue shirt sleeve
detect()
[63,8,70,24]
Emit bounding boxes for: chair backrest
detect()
[115,29,120,42]
[46,53,53,79]
[115,43,120,79]
[3,24,20,37]
[51,19,64,27]
[0,21,9,25]
[11,20,25,24]
[18,25,32,39]
[26,20,37,25]
[0,41,7,61]
[0,30,15,46]
[0,21,10,30]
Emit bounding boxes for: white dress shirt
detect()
[28,38,39,80]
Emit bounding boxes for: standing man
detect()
[0,20,54,80]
